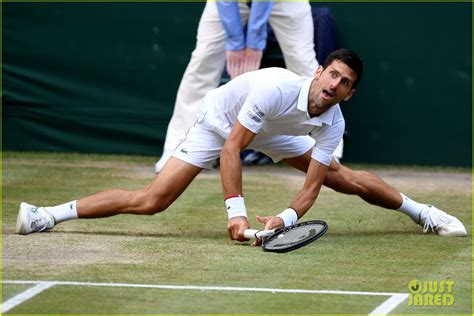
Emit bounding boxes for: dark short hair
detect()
[323,48,364,89]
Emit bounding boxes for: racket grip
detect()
[243,229,259,239]
[243,229,276,239]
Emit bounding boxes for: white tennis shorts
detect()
[172,116,315,169]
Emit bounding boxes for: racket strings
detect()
[264,223,326,251]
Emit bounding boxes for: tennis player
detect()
[16,49,467,239]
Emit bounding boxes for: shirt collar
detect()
[297,77,338,126]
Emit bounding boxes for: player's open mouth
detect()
[322,89,334,99]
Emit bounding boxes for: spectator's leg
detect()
[268,1,318,77]
[157,2,229,171]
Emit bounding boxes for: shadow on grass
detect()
[3,224,441,240]
[327,229,422,237]
[43,228,429,239]
[47,229,227,239]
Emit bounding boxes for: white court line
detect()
[3,280,403,296]
[2,282,55,313]
[3,280,408,314]
[369,293,409,316]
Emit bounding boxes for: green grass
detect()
[2,152,472,314]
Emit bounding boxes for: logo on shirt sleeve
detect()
[247,104,265,123]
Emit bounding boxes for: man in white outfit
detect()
[16,49,467,239]
[156,0,320,172]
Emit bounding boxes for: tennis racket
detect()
[244,220,328,253]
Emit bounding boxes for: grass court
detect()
[2,152,472,314]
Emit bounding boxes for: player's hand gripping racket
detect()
[244,220,328,253]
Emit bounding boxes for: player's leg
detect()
[281,145,438,216]
[17,119,225,235]
[280,148,312,171]
[324,159,466,236]
[269,135,466,237]
[77,158,202,218]
[324,159,402,209]
[16,158,203,235]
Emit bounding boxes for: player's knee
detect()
[326,167,363,195]
[142,200,166,215]
[329,176,353,193]
[132,191,168,215]
[352,171,372,194]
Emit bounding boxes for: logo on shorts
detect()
[180,148,189,154]
[247,104,264,123]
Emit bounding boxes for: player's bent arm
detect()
[289,159,329,221]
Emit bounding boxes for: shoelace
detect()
[29,207,53,232]
[30,218,50,232]
[422,209,450,233]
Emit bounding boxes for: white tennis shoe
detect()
[420,205,467,237]
[16,202,55,235]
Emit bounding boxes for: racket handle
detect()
[243,229,276,239]
[244,229,259,239]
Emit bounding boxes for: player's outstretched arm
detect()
[257,159,329,232]
[290,159,329,219]
[220,121,257,241]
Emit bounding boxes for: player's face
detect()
[308,60,357,117]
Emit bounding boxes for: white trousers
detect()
[161,1,318,157]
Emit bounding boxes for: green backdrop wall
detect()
[3,2,472,166]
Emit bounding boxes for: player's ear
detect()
[314,65,324,78]
[343,89,356,101]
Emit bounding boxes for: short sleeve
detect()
[310,119,345,166]
[237,86,281,134]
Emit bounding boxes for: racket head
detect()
[262,220,328,253]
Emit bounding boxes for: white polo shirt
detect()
[202,68,345,166]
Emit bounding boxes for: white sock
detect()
[396,193,427,224]
[44,200,78,224]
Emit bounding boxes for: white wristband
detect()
[225,196,248,220]
[277,208,298,227]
